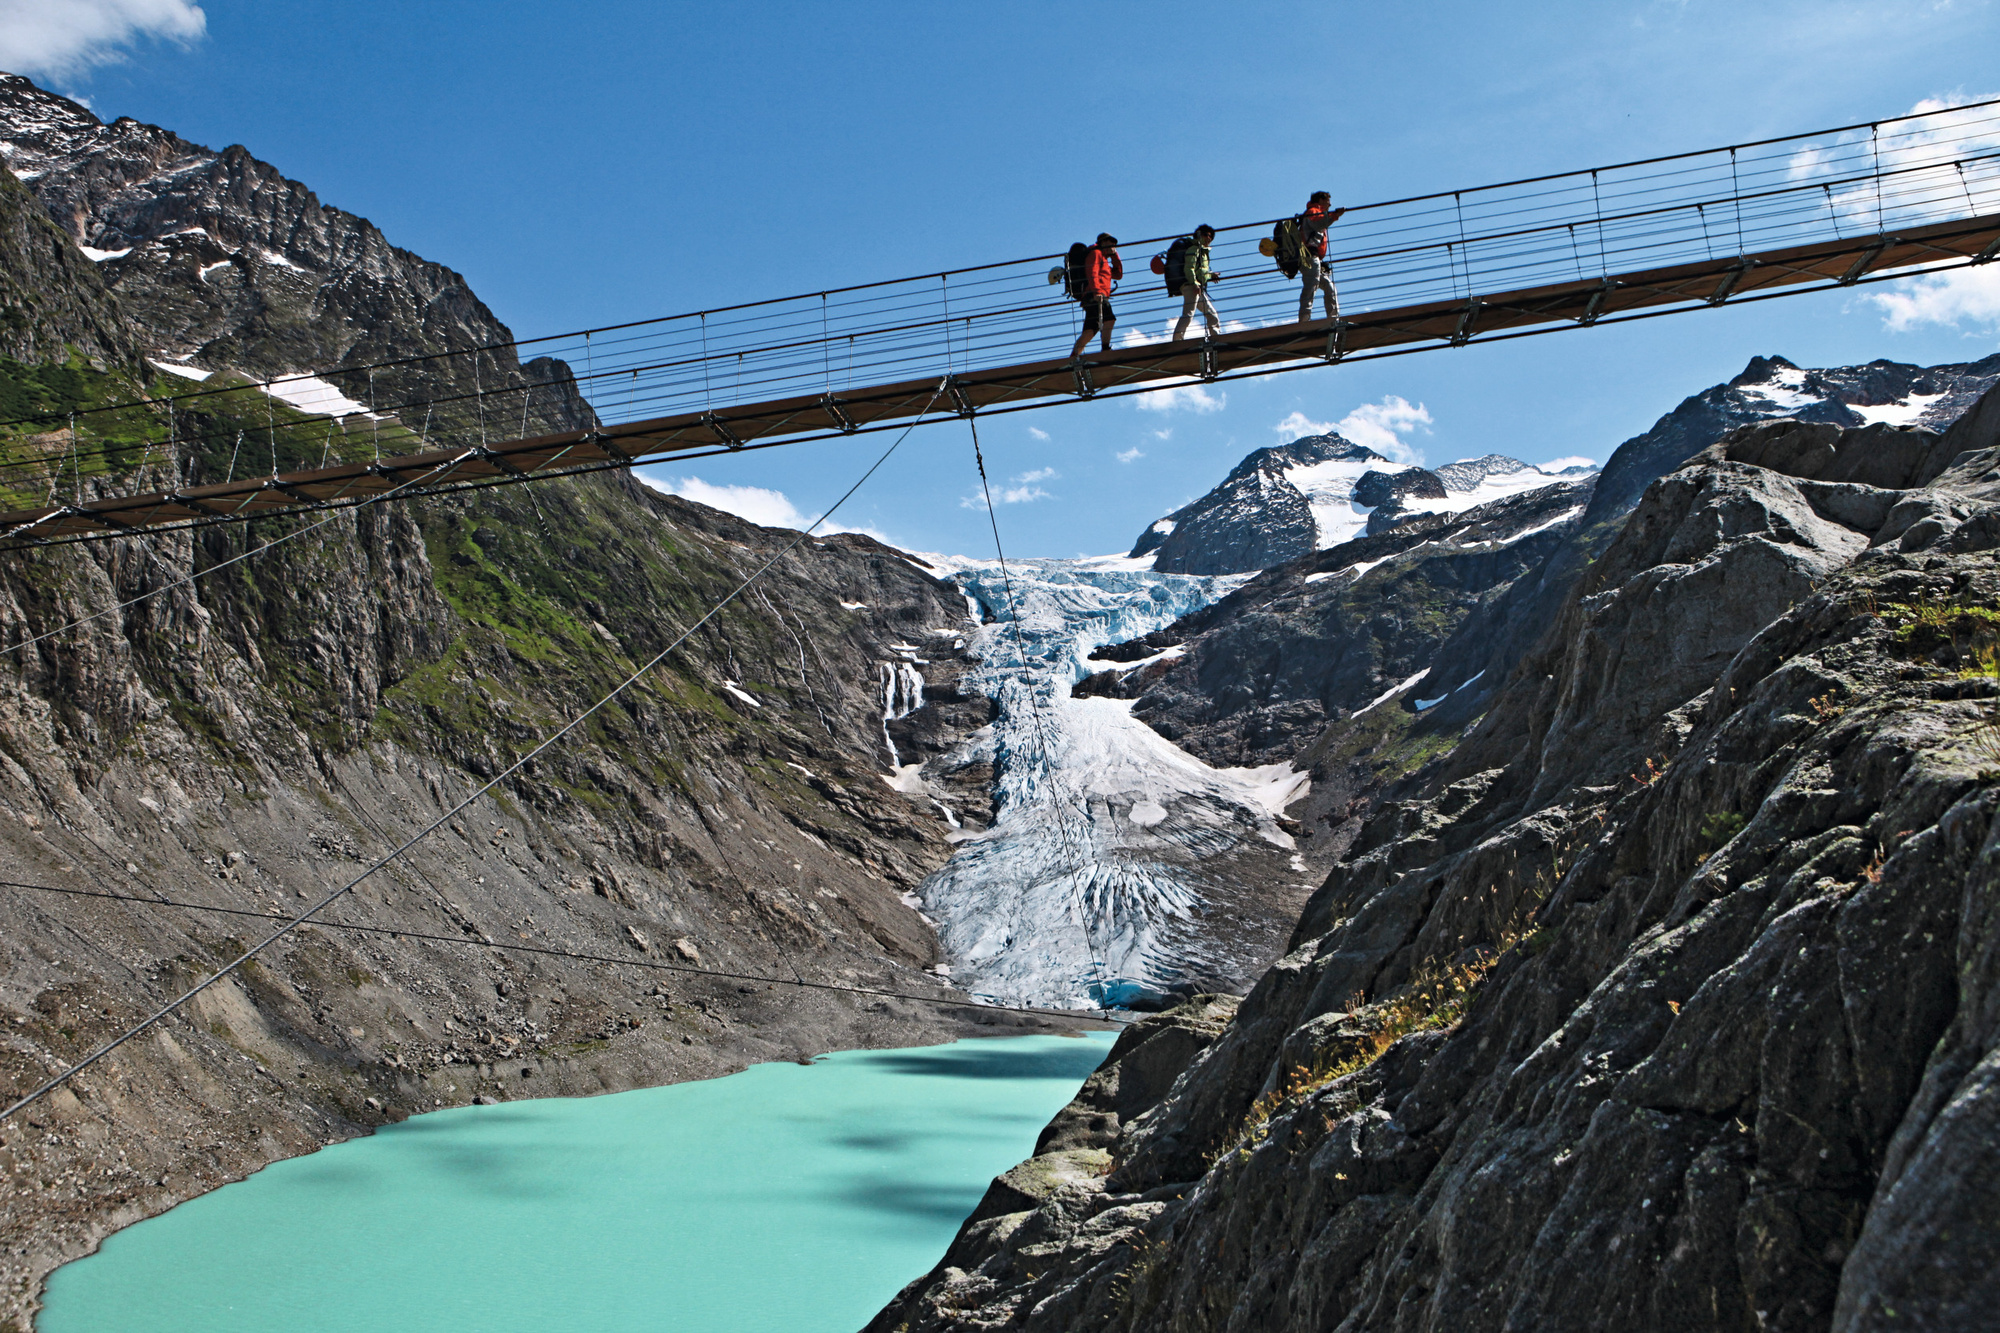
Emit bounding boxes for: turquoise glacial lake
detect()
[39,1032,1113,1333]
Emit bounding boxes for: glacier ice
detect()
[913,558,1308,1010]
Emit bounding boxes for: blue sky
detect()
[10,0,2000,556]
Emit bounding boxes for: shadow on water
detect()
[836,1179,991,1226]
[855,1042,1110,1083]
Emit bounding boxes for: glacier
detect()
[911,556,1312,1011]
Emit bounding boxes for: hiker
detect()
[1069,232,1123,359]
[1172,225,1223,342]
[1296,191,1347,321]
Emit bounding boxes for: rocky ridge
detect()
[0,72,584,440]
[870,368,2000,1333]
[1131,433,1589,578]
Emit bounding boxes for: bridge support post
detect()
[1071,360,1096,399]
[945,376,976,417]
[700,412,743,449]
[817,395,859,433]
[1450,299,1484,346]
[1579,278,1620,326]
[1708,258,1757,305]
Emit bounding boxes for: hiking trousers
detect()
[1299,256,1339,321]
[1175,284,1220,340]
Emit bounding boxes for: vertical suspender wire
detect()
[941,274,953,373]
[699,315,711,411]
[1823,183,1842,238]
[369,368,379,464]
[267,393,277,477]
[475,358,487,448]
[226,430,243,484]
[65,414,78,505]
[1453,192,1470,299]
[821,293,831,394]
[966,412,1108,1002]
[1591,170,1608,275]
[1872,123,1885,234]
[1730,148,1746,254]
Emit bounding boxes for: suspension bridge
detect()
[5,98,2000,1122]
[3,98,1999,545]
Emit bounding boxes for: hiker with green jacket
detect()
[1174,224,1223,341]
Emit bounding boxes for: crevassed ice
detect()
[916,558,1302,1010]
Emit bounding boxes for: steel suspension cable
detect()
[0,878,1130,1028]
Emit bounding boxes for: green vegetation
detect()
[1221,950,1505,1160]
[1699,811,1746,847]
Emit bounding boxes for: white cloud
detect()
[1115,446,1145,463]
[1789,92,2000,238]
[1136,382,1226,413]
[641,473,888,540]
[960,478,1055,510]
[1273,410,1339,438]
[1027,426,1050,441]
[1866,265,2000,332]
[1541,455,1597,471]
[1150,428,1172,441]
[1275,395,1434,464]
[0,0,206,81]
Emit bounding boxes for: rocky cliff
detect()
[870,374,2000,1333]
[0,71,1048,1331]
[1094,352,2000,880]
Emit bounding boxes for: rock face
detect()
[1134,435,1385,576]
[870,380,2000,1333]
[1585,352,1998,524]
[1087,477,1594,772]
[0,72,585,438]
[0,70,1054,1329]
[1132,433,1591,578]
[0,165,135,368]
[1098,352,2000,882]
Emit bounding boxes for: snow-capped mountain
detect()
[1588,352,1999,521]
[0,71,588,436]
[1134,434,1591,576]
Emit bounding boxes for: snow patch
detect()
[261,374,374,419]
[149,359,209,381]
[720,680,762,708]
[78,245,130,262]
[839,600,869,610]
[1852,393,1945,426]
[1356,670,1430,718]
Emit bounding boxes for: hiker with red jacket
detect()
[1297,191,1347,321]
[1069,233,1124,359]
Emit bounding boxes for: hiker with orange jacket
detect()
[1069,233,1124,359]
[1297,191,1347,321]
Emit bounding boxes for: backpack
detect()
[1062,242,1092,299]
[1162,236,1193,297]
[1270,218,1302,279]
